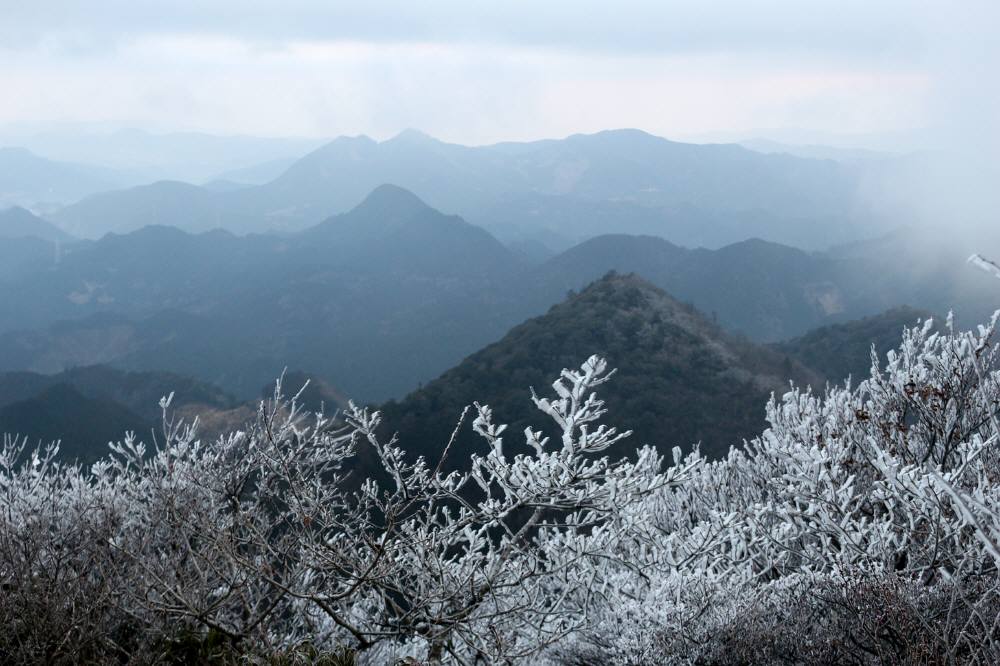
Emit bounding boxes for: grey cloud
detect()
[0,0,930,61]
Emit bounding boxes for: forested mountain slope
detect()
[0,384,152,464]
[380,272,820,462]
[0,365,242,463]
[772,306,936,384]
[0,365,237,421]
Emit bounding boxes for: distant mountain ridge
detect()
[528,233,1000,342]
[0,146,128,208]
[2,185,997,404]
[0,186,530,400]
[530,234,847,341]
[0,365,241,464]
[0,365,237,422]
[49,129,885,252]
[0,383,152,464]
[772,306,937,384]
[0,206,74,242]
[10,128,325,184]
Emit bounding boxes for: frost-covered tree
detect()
[0,358,693,663]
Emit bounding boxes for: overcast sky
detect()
[0,1,996,147]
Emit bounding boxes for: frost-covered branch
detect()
[969,253,1000,281]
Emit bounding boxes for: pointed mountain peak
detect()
[573,270,664,300]
[567,128,667,146]
[563,271,701,330]
[303,134,378,160]
[303,184,448,238]
[350,183,436,218]
[386,128,437,144]
[329,133,377,146]
[593,128,658,140]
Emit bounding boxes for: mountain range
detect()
[0,365,236,464]
[0,186,529,399]
[0,383,153,464]
[2,128,326,184]
[0,206,74,242]
[1,184,997,405]
[771,306,936,384]
[1,124,994,531]
[43,129,890,253]
[0,206,74,281]
[0,147,129,209]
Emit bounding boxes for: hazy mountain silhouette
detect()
[0,147,126,208]
[739,138,891,163]
[297,184,518,277]
[48,129,883,250]
[0,206,74,242]
[531,235,848,341]
[476,194,859,254]
[210,184,526,398]
[15,128,325,184]
[213,156,300,185]
[51,181,231,237]
[0,383,152,464]
[0,365,237,422]
[0,206,79,282]
[532,233,1000,342]
[0,186,528,400]
[4,186,997,403]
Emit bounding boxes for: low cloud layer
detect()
[0,1,930,59]
[3,1,992,147]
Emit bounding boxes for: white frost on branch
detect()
[969,253,1000,281]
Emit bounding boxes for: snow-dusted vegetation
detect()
[563,312,1000,664]
[3,305,1000,663]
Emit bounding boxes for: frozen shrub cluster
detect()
[3,280,1000,663]
[0,358,692,663]
[562,311,1000,664]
